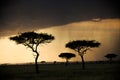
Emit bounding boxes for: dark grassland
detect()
[0,62,120,80]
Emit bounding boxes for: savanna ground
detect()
[0,62,120,80]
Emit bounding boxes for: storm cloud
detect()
[0,0,120,37]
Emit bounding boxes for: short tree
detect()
[10,31,54,73]
[105,53,118,63]
[59,53,76,66]
[66,40,100,69]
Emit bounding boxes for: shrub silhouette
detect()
[59,53,76,66]
[66,40,100,69]
[10,31,55,73]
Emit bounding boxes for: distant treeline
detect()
[1,60,120,66]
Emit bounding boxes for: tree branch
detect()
[24,43,35,52]
[78,47,90,56]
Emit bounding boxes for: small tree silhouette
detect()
[66,40,100,69]
[59,53,76,66]
[105,53,118,63]
[10,31,55,73]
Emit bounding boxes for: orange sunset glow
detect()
[0,1,120,80]
[0,19,120,64]
[0,0,120,65]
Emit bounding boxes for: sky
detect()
[0,0,120,64]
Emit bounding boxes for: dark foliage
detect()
[105,53,118,58]
[10,31,55,73]
[66,40,101,69]
[59,53,76,59]
[105,53,118,63]
[66,40,100,51]
[10,32,55,45]
[59,53,76,66]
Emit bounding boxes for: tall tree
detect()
[105,53,118,63]
[59,53,76,66]
[10,32,55,73]
[66,40,100,69]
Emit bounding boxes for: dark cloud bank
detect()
[0,0,120,37]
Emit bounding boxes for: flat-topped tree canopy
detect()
[10,31,55,73]
[10,32,55,45]
[59,52,76,60]
[105,53,118,58]
[66,40,101,69]
[66,40,100,52]
[59,52,76,66]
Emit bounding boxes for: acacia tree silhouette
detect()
[59,53,76,66]
[66,40,100,69]
[105,53,118,63]
[10,32,55,73]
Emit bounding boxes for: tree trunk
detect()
[35,52,39,73]
[65,58,69,66]
[80,55,85,70]
[109,58,112,64]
